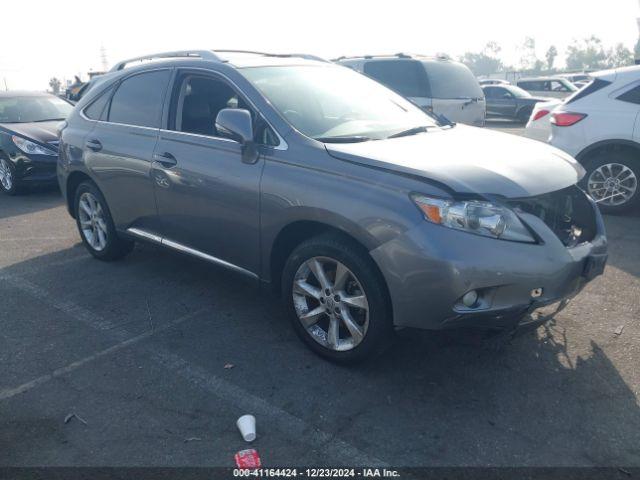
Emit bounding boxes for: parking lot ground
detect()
[1,178,640,466]
[484,118,528,137]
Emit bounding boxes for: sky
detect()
[1,0,639,91]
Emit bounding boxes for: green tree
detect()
[48,77,61,95]
[565,36,609,70]
[545,45,558,71]
[607,43,633,67]
[460,41,504,76]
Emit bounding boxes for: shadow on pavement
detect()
[0,186,63,221]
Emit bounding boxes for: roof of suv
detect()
[517,76,572,83]
[109,50,329,72]
[333,53,453,63]
[592,64,640,82]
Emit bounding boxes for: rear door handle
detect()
[85,139,102,152]
[152,152,177,168]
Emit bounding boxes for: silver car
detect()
[57,50,607,363]
[335,54,486,127]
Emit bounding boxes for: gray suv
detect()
[58,50,607,363]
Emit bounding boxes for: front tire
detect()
[581,152,639,214]
[74,181,134,261]
[0,158,20,195]
[281,234,393,364]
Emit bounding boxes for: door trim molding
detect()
[126,227,258,279]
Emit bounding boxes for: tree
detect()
[565,36,609,70]
[607,43,633,68]
[49,77,61,95]
[545,45,558,71]
[460,41,504,76]
[634,37,640,61]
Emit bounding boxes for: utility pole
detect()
[3,77,7,91]
[100,45,108,72]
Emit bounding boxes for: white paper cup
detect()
[237,414,256,442]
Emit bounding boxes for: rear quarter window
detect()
[422,61,483,99]
[363,60,430,97]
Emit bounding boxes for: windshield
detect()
[423,61,484,99]
[505,86,532,98]
[240,65,437,141]
[0,95,72,123]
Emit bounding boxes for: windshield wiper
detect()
[33,118,65,122]
[387,125,432,139]
[315,135,372,143]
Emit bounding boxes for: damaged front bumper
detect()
[370,187,607,332]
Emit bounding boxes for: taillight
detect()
[532,109,550,121]
[551,112,587,127]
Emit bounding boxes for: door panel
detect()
[152,131,263,274]
[86,122,160,232]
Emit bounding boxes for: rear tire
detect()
[517,107,532,124]
[281,234,393,364]
[580,152,639,214]
[0,158,21,196]
[74,181,134,261]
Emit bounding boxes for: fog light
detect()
[462,290,479,307]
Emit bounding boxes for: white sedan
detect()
[524,99,562,142]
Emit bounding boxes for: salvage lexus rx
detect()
[57,50,608,363]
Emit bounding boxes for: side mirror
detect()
[215,108,258,163]
[502,93,512,99]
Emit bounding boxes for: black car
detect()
[0,91,72,195]
[482,85,550,123]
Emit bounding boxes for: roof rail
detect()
[110,50,221,72]
[213,50,328,63]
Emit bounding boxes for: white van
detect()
[335,54,486,126]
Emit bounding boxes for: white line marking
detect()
[3,274,387,466]
[0,308,203,401]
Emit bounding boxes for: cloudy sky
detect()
[1,0,639,90]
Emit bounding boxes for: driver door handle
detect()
[152,152,177,168]
[85,139,102,152]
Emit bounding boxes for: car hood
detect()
[324,125,585,198]
[0,121,61,146]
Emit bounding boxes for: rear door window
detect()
[363,60,429,97]
[422,61,483,99]
[107,70,171,128]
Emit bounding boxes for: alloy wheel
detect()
[587,163,638,207]
[0,159,13,191]
[78,192,108,251]
[292,256,369,352]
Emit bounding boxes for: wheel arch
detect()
[266,218,388,301]
[575,139,640,166]
[65,170,95,218]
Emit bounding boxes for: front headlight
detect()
[12,135,57,156]
[411,194,535,243]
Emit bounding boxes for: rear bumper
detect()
[370,196,607,331]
